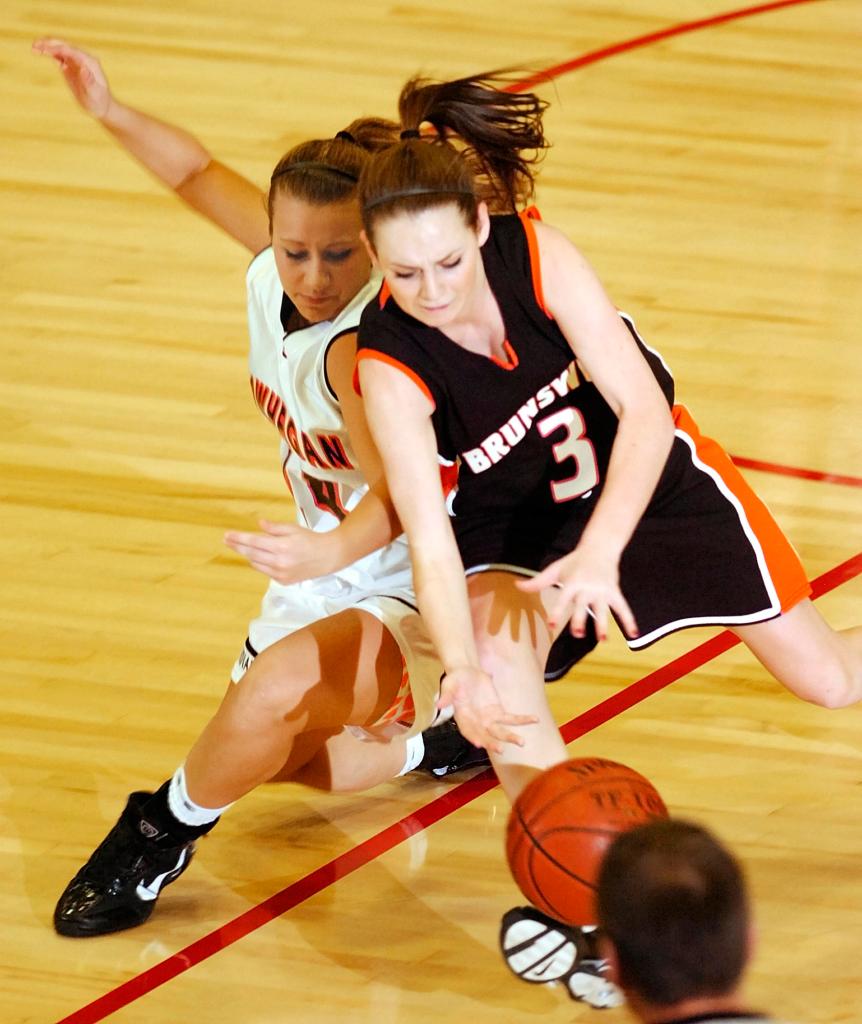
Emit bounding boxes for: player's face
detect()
[368,203,490,331]
[271,193,371,323]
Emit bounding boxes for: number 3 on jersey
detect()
[537,407,599,502]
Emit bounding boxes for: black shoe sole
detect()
[54,901,157,938]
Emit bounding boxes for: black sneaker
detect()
[499,906,623,1009]
[54,791,196,937]
[544,621,597,682]
[416,718,491,778]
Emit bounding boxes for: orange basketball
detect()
[506,757,668,926]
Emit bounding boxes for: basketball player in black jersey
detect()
[353,71,862,1007]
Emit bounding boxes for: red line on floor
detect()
[563,550,861,743]
[513,0,823,90]
[730,455,862,489]
[55,551,860,1024]
[510,0,859,493]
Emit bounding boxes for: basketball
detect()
[506,757,668,926]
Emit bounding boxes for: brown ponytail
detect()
[267,116,400,227]
[359,71,549,238]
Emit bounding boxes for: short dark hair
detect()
[597,819,749,1007]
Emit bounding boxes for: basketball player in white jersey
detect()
[34,38,497,939]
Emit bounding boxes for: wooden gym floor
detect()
[1,1,860,1021]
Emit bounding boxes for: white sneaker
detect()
[566,957,625,1009]
[499,906,624,1010]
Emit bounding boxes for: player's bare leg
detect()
[469,572,625,1009]
[465,571,568,803]
[184,608,406,806]
[288,726,411,792]
[54,610,410,937]
[734,599,862,708]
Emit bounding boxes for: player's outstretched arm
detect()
[359,356,536,752]
[518,220,674,640]
[32,38,269,254]
[223,332,404,584]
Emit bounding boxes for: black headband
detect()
[362,186,476,212]
[399,128,421,140]
[271,161,358,183]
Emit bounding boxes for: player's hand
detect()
[224,519,335,584]
[32,38,114,120]
[517,547,638,642]
[438,667,538,754]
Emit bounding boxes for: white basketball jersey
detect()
[245,248,411,591]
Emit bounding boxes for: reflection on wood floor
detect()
[1,1,859,1021]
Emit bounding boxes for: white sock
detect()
[397,732,425,776]
[167,765,234,828]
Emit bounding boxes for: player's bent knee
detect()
[804,680,856,710]
[790,662,859,710]
[231,660,314,725]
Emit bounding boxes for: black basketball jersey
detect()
[357,209,811,647]
[358,210,674,563]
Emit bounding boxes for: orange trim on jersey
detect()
[518,206,551,318]
[439,461,458,497]
[673,405,811,613]
[491,339,520,371]
[354,348,436,410]
[378,281,391,309]
[371,656,416,729]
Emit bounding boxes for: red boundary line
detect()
[730,455,862,489]
[513,0,824,89]
[508,0,859,494]
[56,552,860,1024]
[562,551,862,744]
[55,2,852,1021]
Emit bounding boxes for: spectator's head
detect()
[596,819,752,1010]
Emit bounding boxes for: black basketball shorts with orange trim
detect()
[454,405,810,651]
